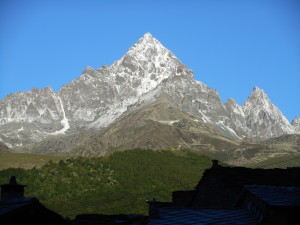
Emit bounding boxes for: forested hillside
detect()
[0,149,213,217]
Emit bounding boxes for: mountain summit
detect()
[242,86,295,139]
[0,33,298,149]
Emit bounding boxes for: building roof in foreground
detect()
[148,207,258,225]
[245,185,300,206]
[0,197,37,215]
[0,196,70,225]
[192,165,300,208]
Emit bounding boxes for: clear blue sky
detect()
[0,0,299,122]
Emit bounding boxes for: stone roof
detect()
[192,166,300,208]
[0,197,70,225]
[245,185,300,206]
[0,197,37,215]
[148,207,257,225]
[148,163,300,224]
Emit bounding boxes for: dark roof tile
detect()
[245,185,300,206]
[148,207,258,225]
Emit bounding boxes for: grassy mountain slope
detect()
[0,152,64,170]
[0,149,213,217]
[242,135,300,168]
[243,134,300,164]
[246,153,300,169]
[262,134,300,147]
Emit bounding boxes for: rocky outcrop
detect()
[292,117,300,133]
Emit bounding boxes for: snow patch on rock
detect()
[158,120,179,125]
[51,97,70,135]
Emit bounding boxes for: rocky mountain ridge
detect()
[0,33,299,150]
[14,98,300,165]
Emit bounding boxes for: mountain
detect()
[0,141,10,153]
[13,97,299,165]
[0,33,299,153]
[242,86,295,140]
[292,117,300,133]
[16,98,241,159]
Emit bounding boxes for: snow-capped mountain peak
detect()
[56,33,187,131]
[131,32,162,50]
[142,32,154,39]
[122,32,180,70]
[0,34,298,149]
[137,32,156,44]
[104,33,186,98]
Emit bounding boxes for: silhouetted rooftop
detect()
[0,197,37,215]
[245,185,300,206]
[192,166,300,208]
[148,207,257,225]
[149,162,300,224]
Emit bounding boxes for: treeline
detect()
[0,149,212,217]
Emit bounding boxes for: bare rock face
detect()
[224,98,249,138]
[242,86,295,140]
[59,32,184,130]
[0,141,10,152]
[0,33,298,149]
[292,117,300,133]
[0,87,68,147]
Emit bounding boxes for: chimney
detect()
[147,198,160,219]
[212,160,221,168]
[0,176,26,201]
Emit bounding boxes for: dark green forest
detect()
[0,149,213,218]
